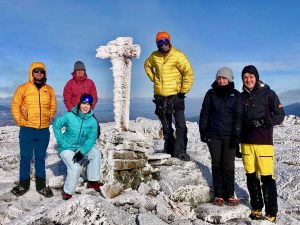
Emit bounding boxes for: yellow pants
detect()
[241,144,275,177]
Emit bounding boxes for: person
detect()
[10,62,56,197]
[144,31,194,161]
[199,67,242,206]
[240,65,285,223]
[63,61,98,112]
[52,94,102,200]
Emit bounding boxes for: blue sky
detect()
[0,0,300,100]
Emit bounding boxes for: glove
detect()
[200,131,208,143]
[73,151,84,163]
[249,118,272,128]
[177,92,186,99]
[235,144,242,158]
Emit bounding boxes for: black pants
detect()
[154,95,187,157]
[207,138,236,199]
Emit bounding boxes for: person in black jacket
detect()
[199,67,242,206]
[241,65,285,223]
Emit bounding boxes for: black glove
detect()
[249,118,272,128]
[200,131,208,143]
[73,151,84,163]
[177,92,186,99]
[235,144,242,158]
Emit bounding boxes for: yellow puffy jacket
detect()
[11,62,57,129]
[144,47,194,96]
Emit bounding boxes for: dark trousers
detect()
[247,172,278,216]
[19,127,50,183]
[155,95,187,157]
[207,138,236,199]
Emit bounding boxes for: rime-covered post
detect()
[96,37,141,131]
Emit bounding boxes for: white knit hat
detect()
[216,67,234,82]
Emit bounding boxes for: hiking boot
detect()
[214,197,224,206]
[175,152,190,161]
[37,187,53,198]
[249,209,262,220]
[226,197,240,206]
[265,214,276,223]
[11,185,29,196]
[87,181,103,192]
[63,192,72,200]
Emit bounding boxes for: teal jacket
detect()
[52,106,98,155]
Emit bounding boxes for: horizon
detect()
[1,1,300,100]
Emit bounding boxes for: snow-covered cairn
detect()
[96,37,141,131]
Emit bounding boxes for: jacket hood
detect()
[71,71,88,81]
[243,80,269,95]
[29,62,47,83]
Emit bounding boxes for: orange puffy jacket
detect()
[11,62,57,129]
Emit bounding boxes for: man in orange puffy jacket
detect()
[11,62,56,198]
[144,32,194,161]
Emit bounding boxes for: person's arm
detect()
[52,113,68,146]
[63,81,73,112]
[144,55,155,82]
[10,86,24,126]
[79,119,98,155]
[269,90,285,126]
[177,53,194,93]
[90,80,98,109]
[49,87,57,121]
[199,91,211,142]
[232,92,243,137]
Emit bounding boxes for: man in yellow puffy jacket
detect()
[144,32,194,161]
[10,62,56,197]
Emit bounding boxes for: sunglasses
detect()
[156,39,170,47]
[33,69,45,75]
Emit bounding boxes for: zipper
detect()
[75,118,84,151]
[38,89,41,129]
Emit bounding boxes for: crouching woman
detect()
[52,94,101,200]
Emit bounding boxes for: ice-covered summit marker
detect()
[96,37,141,131]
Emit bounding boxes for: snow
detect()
[0,116,299,224]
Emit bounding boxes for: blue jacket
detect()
[52,106,98,155]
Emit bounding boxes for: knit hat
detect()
[74,61,85,71]
[241,65,259,81]
[156,32,171,43]
[216,67,234,82]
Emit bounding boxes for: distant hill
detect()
[186,102,300,123]
[284,102,300,117]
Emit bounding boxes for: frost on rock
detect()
[96,37,141,131]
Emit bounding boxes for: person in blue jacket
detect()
[52,94,101,200]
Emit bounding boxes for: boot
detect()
[36,177,53,198]
[175,152,190,161]
[246,172,264,211]
[261,175,278,217]
[11,179,30,196]
[87,181,103,192]
[63,192,72,200]
[249,209,262,220]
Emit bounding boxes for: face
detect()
[216,76,229,86]
[79,103,91,114]
[157,39,170,54]
[75,69,85,77]
[32,68,45,81]
[243,72,256,90]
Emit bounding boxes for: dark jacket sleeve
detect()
[232,91,243,138]
[199,90,211,133]
[268,90,285,126]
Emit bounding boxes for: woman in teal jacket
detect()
[53,94,101,200]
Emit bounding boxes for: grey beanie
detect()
[74,61,85,71]
[216,67,234,82]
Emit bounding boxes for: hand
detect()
[73,151,84,163]
[177,92,186,99]
[200,132,208,143]
[249,118,272,128]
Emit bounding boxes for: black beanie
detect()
[241,65,259,81]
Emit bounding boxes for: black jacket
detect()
[241,82,285,144]
[199,82,242,139]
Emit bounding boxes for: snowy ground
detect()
[0,116,299,225]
